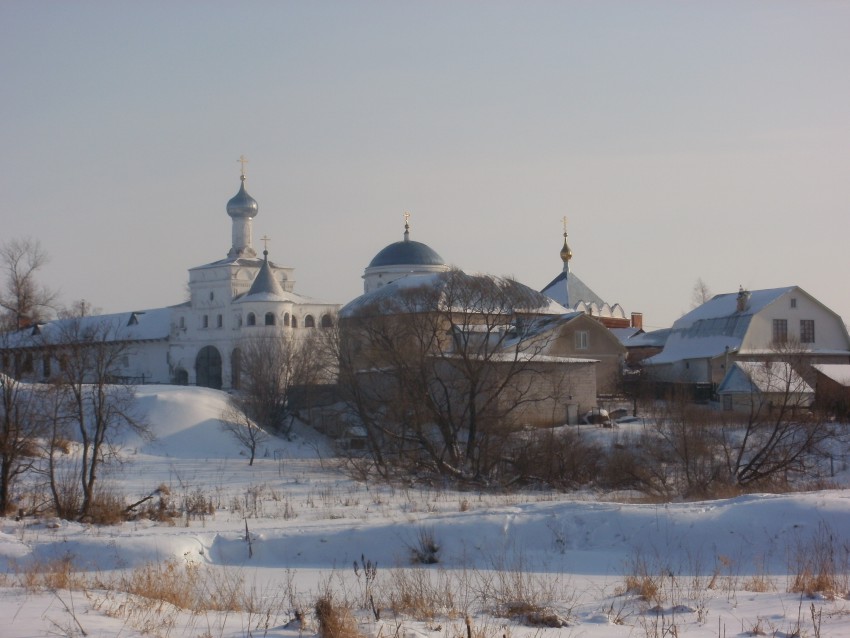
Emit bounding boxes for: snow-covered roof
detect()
[621,327,671,349]
[341,271,569,318]
[645,287,795,365]
[609,327,643,345]
[813,364,850,387]
[1,306,173,349]
[541,269,608,309]
[718,361,813,396]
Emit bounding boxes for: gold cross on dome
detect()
[562,215,568,235]
[404,211,411,225]
[260,235,271,251]
[238,155,249,177]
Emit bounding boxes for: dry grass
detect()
[788,522,850,599]
[315,594,364,638]
[619,552,665,605]
[120,559,202,609]
[386,566,461,621]
[14,554,86,592]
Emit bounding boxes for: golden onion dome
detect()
[560,233,572,262]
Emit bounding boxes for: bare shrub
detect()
[387,566,460,621]
[121,559,201,609]
[788,521,850,598]
[15,554,82,592]
[478,551,571,625]
[408,526,441,564]
[85,484,127,525]
[508,426,602,489]
[600,432,675,500]
[315,594,363,638]
[619,550,665,605]
[352,554,379,620]
[743,555,775,593]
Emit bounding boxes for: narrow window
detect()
[321,314,333,328]
[800,319,815,343]
[203,315,209,329]
[291,316,298,328]
[247,312,256,326]
[217,314,223,328]
[790,298,797,308]
[265,312,275,326]
[574,330,589,350]
[179,316,185,329]
[284,312,290,327]
[305,315,315,328]
[772,318,788,343]
[42,355,51,378]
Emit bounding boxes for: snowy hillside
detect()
[1,385,849,638]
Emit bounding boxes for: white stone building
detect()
[1,171,339,390]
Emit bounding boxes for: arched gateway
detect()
[195,346,222,389]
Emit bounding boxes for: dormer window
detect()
[790,298,797,309]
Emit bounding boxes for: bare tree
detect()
[690,277,713,309]
[220,401,270,466]
[46,317,150,521]
[233,331,325,436]
[0,370,44,513]
[338,270,568,483]
[0,238,58,330]
[720,343,831,488]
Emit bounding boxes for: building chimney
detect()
[631,312,643,330]
[736,286,750,313]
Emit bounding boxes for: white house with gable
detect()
[644,286,850,391]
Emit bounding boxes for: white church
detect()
[1,168,339,390]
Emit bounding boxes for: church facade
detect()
[0,170,339,391]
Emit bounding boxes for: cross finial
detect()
[238,155,249,179]
[403,211,411,241]
[562,215,568,236]
[260,235,271,251]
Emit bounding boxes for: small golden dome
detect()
[560,233,572,262]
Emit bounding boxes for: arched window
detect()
[321,314,333,328]
[291,316,298,328]
[305,315,315,328]
[247,312,256,326]
[284,312,290,327]
[265,312,275,326]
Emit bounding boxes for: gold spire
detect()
[560,216,572,262]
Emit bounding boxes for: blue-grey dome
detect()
[226,176,258,219]
[368,239,445,268]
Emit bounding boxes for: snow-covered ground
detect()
[2,385,849,637]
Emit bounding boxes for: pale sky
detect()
[2,1,848,330]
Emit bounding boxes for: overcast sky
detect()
[2,1,848,330]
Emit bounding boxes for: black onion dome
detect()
[368,240,445,268]
[226,176,259,219]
